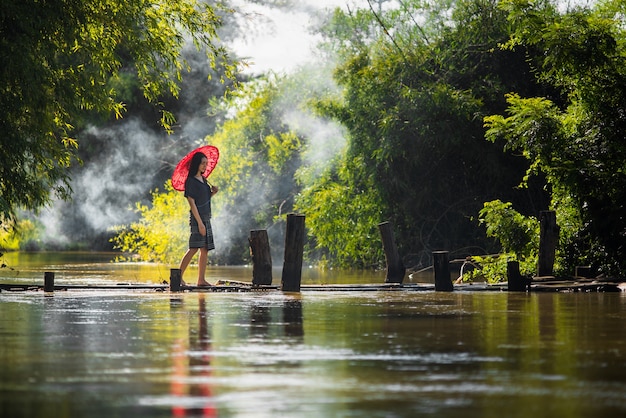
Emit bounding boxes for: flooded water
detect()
[0,251,394,286]
[1,253,626,417]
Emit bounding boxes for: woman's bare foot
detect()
[197,281,212,287]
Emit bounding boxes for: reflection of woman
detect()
[179,152,218,287]
[171,294,217,417]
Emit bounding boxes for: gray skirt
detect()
[188,216,215,250]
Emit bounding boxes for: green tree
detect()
[294,156,385,268]
[0,0,233,225]
[307,0,547,268]
[113,75,309,264]
[111,183,188,263]
[205,77,307,263]
[485,0,626,276]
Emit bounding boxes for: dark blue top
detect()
[184,177,212,219]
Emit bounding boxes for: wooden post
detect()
[378,221,405,284]
[170,268,182,292]
[507,260,527,291]
[44,272,55,292]
[538,210,559,277]
[433,251,453,291]
[281,214,305,292]
[249,229,273,285]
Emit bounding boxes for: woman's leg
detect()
[197,247,210,286]
[179,248,199,285]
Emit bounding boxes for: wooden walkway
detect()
[0,282,434,293]
[530,277,626,292]
[1,278,624,293]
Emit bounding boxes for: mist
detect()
[29,0,360,257]
[29,44,226,250]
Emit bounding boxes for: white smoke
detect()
[74,121,164,231]
[284,109,347,173]
[33,119,173,247]
[31,0,363,250]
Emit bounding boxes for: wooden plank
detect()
[1,280,623,293]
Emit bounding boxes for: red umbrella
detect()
[171,145,219,191]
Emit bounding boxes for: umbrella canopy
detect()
[171,145,219,191]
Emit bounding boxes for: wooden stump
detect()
[538,210,559,277]
[170,268,182,292]
[249,229,273,285]
[281,214,305,292]
[44,272,55,293]
[507,260,528,291]
[433,251,453,291]
[378,221,405,284]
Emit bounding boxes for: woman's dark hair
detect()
[187,152,207,180]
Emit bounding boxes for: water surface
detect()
[0,251,395,286]
[1,254,626,417]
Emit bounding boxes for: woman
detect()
[179,152,218,287]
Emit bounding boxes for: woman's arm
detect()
[187,196,206,236]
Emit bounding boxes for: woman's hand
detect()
[199,222,207,236]
[211,185,219,195]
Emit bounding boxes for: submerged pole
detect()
[281,213,305,292]
[44,272,55,293]
[433,251,453,291]
[378,221,405,284]
[249,229,273,286]
[170,268,182,292]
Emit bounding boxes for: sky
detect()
[228,0,369,75]
[229,0,596,75]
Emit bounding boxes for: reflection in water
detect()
[250,301,271,337]
[247,296,304,341]
[170,295,303,417]
[1,288,625,418]
[171,295,216,417]
[283,298,303,339]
